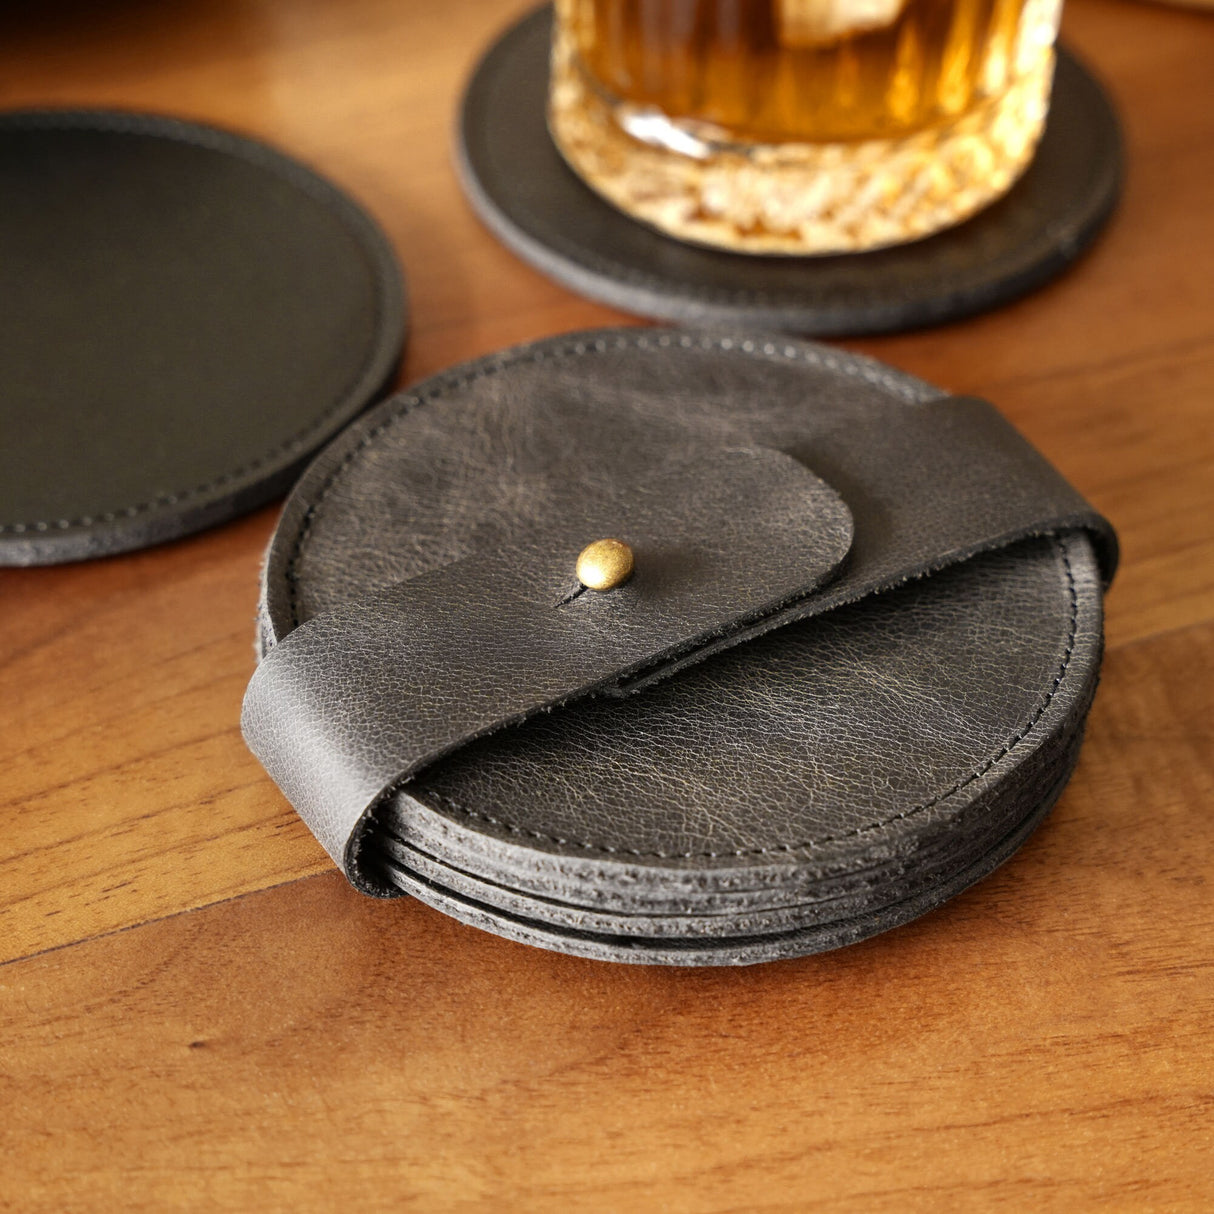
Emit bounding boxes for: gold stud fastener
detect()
[576,538,635,591]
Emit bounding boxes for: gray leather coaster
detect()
[251,329,1114,966]
[455,6,1123,336]
[0,110,406,565]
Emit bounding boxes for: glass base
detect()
[548,32,1055,257]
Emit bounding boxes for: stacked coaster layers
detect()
[253,330,1108,965]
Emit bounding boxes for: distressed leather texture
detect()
[0,110,404,565]
[243,443,854,877]
[455,7,1123,335]
[247,329,1115,965]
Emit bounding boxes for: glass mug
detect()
[548,0,1062,254]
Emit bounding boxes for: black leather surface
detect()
[250,329,1114,964]
[455,6,1123,336]
[0,110,405,565]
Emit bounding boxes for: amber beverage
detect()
[548,0,1061,253]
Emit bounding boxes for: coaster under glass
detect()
[456,5,1122,337]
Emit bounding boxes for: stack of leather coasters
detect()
[243,329,1116,965]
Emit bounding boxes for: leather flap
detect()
[243,443,853,887]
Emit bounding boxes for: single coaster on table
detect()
[456,5,1123,337]
[0,110,405,565]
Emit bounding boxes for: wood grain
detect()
[1,0,1212,1207]
[3,623,1212,1212]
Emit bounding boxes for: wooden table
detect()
[3,1,1212,1208]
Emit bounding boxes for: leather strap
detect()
[242,394,1116,893]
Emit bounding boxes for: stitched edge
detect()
[0,109,402,535]
[417,539,1080,859]
[277,329,1079,862]
[282,329,931,628]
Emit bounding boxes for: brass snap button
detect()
[576,538,634,591]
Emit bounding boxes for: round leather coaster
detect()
[0,110,406,565]
[456,6,1123,336]
[257,329,1109,965]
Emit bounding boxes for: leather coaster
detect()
[0,110,405,565]
[455,6,1123,336]
[252,329,1114,965]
